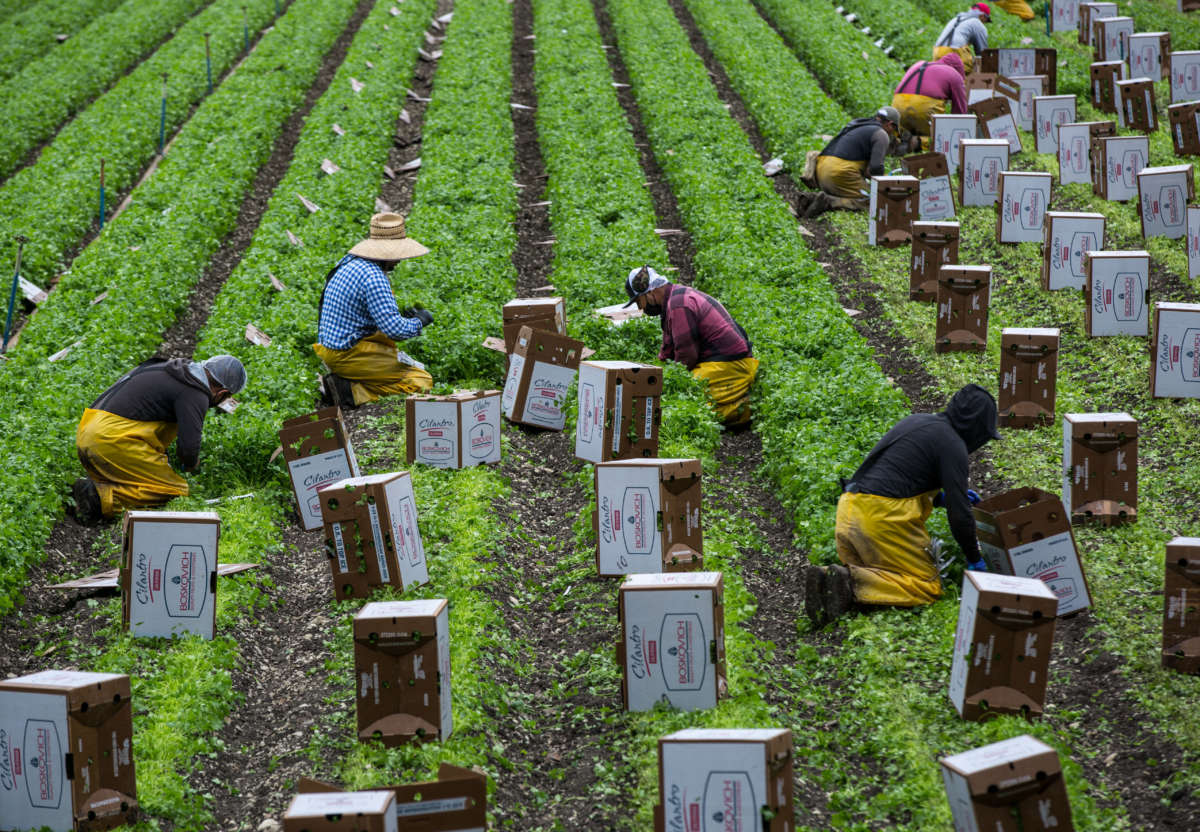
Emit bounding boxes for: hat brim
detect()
[349,236,429,261]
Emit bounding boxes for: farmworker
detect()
[800,106,900,218]
[993,0,1034,21]
[932,3,990,73]
[314,212,434,409]
[891,53,968,149]
[623,266,758,426]
[804,384,1000,627]
[72,355,248,522]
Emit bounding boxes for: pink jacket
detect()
[895,55,968,115]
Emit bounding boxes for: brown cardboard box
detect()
[595,459,703,577]
[936,265,991,353]
[997,171,1052,245]
[1042,211,1105,291]
[1172,50,1200,103]
[1138,165,1194,239]
[1093,16,1133,62]
[1089,60,1125,112]
[998,328,1060,429]
[949,572,1059,720]
[283,791,396,832]
[1009,75,1048,131]
[1085,251,1150,337]
[966,72,1022,105]
[280,407,361,531]
[1168,101,1200,156]
[978,48,1058,94]
[1184,0,1200,11]
[575,361,663,463]
[1057,122,1113,186]
[1118,77,1158,132]
[973,487,1093,616]
[354,599,452,747]
[1032,94,1076,154]
[1050,0,1078,34]
[1093,135,1149,202]
[0,670,138,832]
[499,325,584,431]
[1129,32,1171,81]
[1150,302,1200,398]
[1079,2,1117,45]
[930,114,979,177]
[501,296,564,354]
[654,729,794,832]
[297,765,488,831]
[618,572,726,712]
[969,97,1022,154]
[868,175,919,247]
[405,390,502,469]
[1062,412,1137,525]
[941,735,1074,830]
[120,511,220,640]
[901,152,955,221]
[910,221,960,302]
[1163,537,1200,673]
[958,138,1009,207]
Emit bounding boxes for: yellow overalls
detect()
[76,409,189,517]
[314,331,433,406]
[692,357,760,425]
[835,489,944,606]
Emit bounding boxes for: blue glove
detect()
[966,558,988,572]
[932,491,946,508]
[967,489,982,505]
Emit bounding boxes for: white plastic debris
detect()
[763,157,784,176]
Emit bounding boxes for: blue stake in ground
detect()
[243,6,250,52]
[99,158,106,230]
[205,32,213,94]
[159,73,169,154]
[2,236,27,353]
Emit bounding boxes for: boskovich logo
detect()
[659,613,705,691]
[1017,188,1045,230]
[702,771,756,832]
[969,156,1002,194]
[1069,231,1097,279]
[1038,107,1071,141]
[0,728,12,791]
[418,437,454,462]
[23,720,62,809]
[1156,184,1185,227]
[1110,149,1145,188]
[468,422,495,459]
[164,544,207,618]
[1168,328,1200,383]
[1178,61,1200,95]
[1102,272,1144,321]
[621,487,655,556]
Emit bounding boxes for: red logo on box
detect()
[647,640,658,665]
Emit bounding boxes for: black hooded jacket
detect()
[90,358,213,471]
[845,385,1000,560]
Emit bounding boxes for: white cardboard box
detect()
[1033,94,1076,154]
[1043,211,1105,291]
[981,110,1022,154]
[998,171,1052,244]
[1095,16,1134,62]
[575,360,662,463]
[1137,164,1193,239]
[619,572,725,712]
[406,391,502,469]
[1152,302,1200,398]
[1056,122,1094,185]
[594,459,702,577]
[1100,135,1149,202]
[284,791,398,832]
[1129,33,1168,81]
[1189,207,1200,280]
[1051,0,1080,31]
[121,511,219,639]
[941,735,1073,832]
[1086,251,1149,336]
[978,527,1091,616]
[501,350,577,430]
[287,449,358,531]
[1082,2,1117,45]
[1009,75,1047,131]
[959,139,1009,207]
[918,173,956,221]
[932,114,978,177]
[1171,50,1200,103]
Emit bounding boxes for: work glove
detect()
[966,558,988,572]
[967,489,982,505]
[932,491,946,508]
[401,306,434,327]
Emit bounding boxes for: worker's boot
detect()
[804,565,828,627]
[805,191,831,219]
[72,477,102,524]
[823,565,855,623]
[795,191,815,213]
[321,373,356,410]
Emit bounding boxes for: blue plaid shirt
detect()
[317,255,421,350]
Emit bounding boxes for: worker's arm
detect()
[665,300,701,370]
[938,442,982,561]
[174,392,209,472]
[867,129,889,177]
[970,21,988,52]
[947,76,969,115]
[364,270,422,342]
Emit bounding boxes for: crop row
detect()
[0,0,129,84]
[0,0,364,616]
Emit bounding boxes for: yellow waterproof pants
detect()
[313,331,433,406]
[892,93,946,140]
[76,409,189,517]
[835,490,943,606]
[815,156,869,211]
[692,357,760,426]
[993,0,1034,20]
[932,45,974,74]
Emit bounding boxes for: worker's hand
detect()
[932,491,946,508]
[967,488,982,505]
[411,307,433,328]
[966,558,988,572]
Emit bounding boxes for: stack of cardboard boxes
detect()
[279,407,361,531]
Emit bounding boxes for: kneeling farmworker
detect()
[73,355,247,521]
[314,212,434,409]
[805,384,1000,627]
[801,106,899,218]
[623,266,759,426]
[891,53,968,150]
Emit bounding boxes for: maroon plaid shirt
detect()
[659,284,752,369]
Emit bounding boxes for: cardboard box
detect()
[1033,94,1076,154]
[948,571,1058,720]
[1062,412,1137,525]
[1095,135,1148,202]
[594,459,702,577]
[941,735,1074,831]
[1051,0,1081,32]
[979,49,1058,94]
[120,511,219,640]
[867,175,919,247]
[575,361,662,463]
[1190,207,1200,279]
[936,265,991,353]
[280,407,361,531]
[1171,50,1200,103]
[970,94,1023,154]
[931,114,978,177]
[654,729,793,832]
[618,572,726,712]
[997,171,1052,245]
[1008,75,1047,131]
[973,487,1093,616]
[501,296,564,354]
[283,791,397,832]
[1079,1,1117,45]
[1057,122,1111,186]
[1184,0,1200,11]
[958,139,1009,207]
[1089,60,1125,113]
[297,765,487,831]
[1129,32,1170,81]
[1168,101,1200,155]
[1138,165,1194,239]
[319,472,428,600]
[500,325,584,431]
[910,221,960,302]
[1163,537,1200,673]
[1085,251,1149,337]
[353,599,451,747]
[1042,211,1105,291]
[901,152,956,221]
[998,328,1060,430]
[1151,302,1200,398]
[1118,77,1158,132]
[405,390,502,469]
[966,73,1023,108]
[1093,16,1133,62]
[0,670,137,832]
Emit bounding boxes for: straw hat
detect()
[348,213,429,261]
